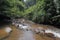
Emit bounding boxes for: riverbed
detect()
[0,19,60,40]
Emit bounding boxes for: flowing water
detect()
[18,31,35,40]
[0,19,60,40]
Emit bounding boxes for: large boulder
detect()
[0,27,12,40]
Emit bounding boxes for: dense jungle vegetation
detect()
[0,0,60,26]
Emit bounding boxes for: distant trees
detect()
[23,0,45,23]
[0,0,60,25]
[45,0,60,25]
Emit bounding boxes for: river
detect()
[0,19,60,40]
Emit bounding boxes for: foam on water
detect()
[45,29,60,38]
[18,24,29,30]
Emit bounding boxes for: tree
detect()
[0,0,46,23]
[45,0,60,25]
[0,0,60,26]
[0,0,25,18]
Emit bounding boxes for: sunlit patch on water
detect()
[45,29,60,38]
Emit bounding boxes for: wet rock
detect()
[32,28,40,34]
[45,33,55,38]
[38,27,45,33]
[0,27,12,40]
[4,27,12,33]
[32,27,45,34]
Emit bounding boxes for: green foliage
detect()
[45,0,60,25]
[0,0,25,17]
[0,0,50,23]
[0,0,60,25]
[23,0,45,23]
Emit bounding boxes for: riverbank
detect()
[0,19,60,40]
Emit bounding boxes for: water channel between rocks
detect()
[1,20,60,40]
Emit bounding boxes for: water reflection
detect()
[19,31,35,40]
